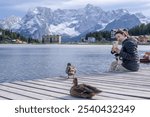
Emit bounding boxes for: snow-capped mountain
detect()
[0,16,21,30]
[0,4,150,41]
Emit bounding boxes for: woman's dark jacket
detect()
[119,38,139,71]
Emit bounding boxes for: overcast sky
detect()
[0,0,150,19]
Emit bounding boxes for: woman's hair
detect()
[115,29,129,37]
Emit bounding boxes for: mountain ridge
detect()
[0,4,150,41]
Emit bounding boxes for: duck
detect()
[66,63,76,79]
[70,78,102,99]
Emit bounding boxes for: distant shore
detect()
[0,42,150,45]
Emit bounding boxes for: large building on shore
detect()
[42,35,61,44]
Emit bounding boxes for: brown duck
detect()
[70,78,102,99]
[66,63,76,78]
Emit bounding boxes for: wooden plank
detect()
[0,84,57,100]
[0,85,40,100]
[0,89,34,100]
[0,96,12,100]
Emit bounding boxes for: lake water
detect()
[0,44,150,83]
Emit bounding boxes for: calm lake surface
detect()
[0,44,149,83]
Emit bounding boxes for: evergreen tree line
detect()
[0,28,26,41]
[85,23,150,41]
[128,23,150,36]
[0,28,39,43]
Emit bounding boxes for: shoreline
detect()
[0,43,150,46]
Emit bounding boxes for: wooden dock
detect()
[0,68,150,100]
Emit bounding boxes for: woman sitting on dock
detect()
[109,30,140,72]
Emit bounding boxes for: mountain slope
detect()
[104,14,141,30]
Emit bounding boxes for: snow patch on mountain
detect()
[135,13,150,24]
[49,22,80,37]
